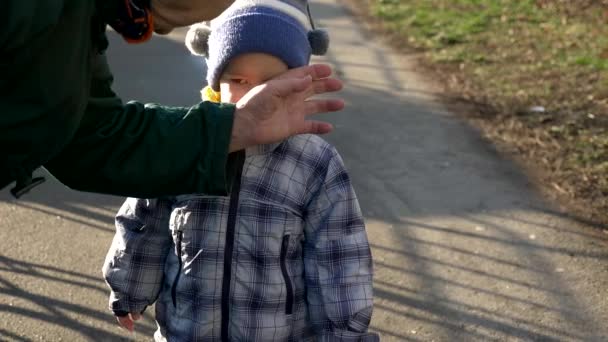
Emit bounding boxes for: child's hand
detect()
[116,312,142,332]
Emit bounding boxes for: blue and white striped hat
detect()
[185,0,329,91]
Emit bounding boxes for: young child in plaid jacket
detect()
[102,0,377,340]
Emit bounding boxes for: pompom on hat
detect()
[185,0,329,91]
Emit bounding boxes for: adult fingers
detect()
[296,120,334,135]
[292,99,344,135]
[292,76,342,100]
[267,76,313,98]
[303,98,345,116]
[311,77,343,95]
[276,76,342,102]
[268,67,341,100]
[309,64,333,80]
[274,64,333,81]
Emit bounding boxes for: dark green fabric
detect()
[0,0,237,197]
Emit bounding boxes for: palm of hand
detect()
[236,82,307,146]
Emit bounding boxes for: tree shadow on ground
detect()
[311,2,608,340]
[324,79,608,341]
[0,254,157,341]
[0,30,197,341]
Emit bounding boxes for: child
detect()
[102,0,377,340]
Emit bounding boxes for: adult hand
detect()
[116,312,141,332]
[229,64,344,152]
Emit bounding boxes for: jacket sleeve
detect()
[102,197,173,315]
[44,53,237,198]
[303,147,379,342]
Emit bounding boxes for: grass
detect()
[362,0,608,223]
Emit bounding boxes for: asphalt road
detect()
[1,0,608,341]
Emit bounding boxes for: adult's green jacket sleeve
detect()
[1,0,238,198]
[45,53,237,198]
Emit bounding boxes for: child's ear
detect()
[185,22,212,57]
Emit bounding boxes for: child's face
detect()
[219,53,289,103]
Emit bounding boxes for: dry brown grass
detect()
[344,0,608,225]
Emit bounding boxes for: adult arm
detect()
[45,55,343,197]
[44,53,238,197]
[1,1,344,198]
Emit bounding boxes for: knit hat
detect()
[185,0,329,91]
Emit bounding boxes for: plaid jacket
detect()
[102,134,378,341]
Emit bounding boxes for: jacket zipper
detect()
[171,230,183,307]
[280,235,294,315]
[221,151,246,342]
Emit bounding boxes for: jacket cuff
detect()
[113,310,129,317]
[109,292,148,317]
[113,307,147,317]
[202,101,236,195]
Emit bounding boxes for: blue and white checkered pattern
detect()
[103,134,378,341]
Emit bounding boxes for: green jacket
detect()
[0,0,236,198]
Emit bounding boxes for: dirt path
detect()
[311,0,608,340]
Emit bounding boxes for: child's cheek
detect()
[220,91,233,103]
[228,89,249,104]
[220,84,245,104]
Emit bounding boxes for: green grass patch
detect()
[365,0,608,221]
[573,56,608,70]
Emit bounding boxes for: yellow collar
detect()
[201,86,221,103]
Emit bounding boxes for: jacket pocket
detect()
[280,234,294,315]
